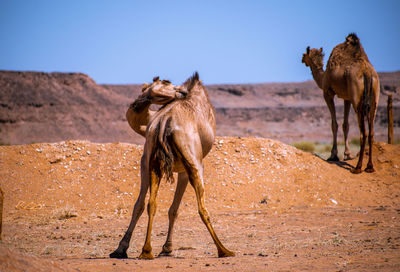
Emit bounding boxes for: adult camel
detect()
[302,33,380,173]
[110,73,235,259]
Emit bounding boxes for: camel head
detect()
[141,77,188,105]
[302,46,324,69]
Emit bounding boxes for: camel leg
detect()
[183,158,234,257]
[190,167,235,257]
[139,170,161,259]
[343,100,352,160]
[352,111,367,174]
[159,172,189,256]
[365,101,377,173]
[324,93,339,161]
[173,132,234,257]
[110,156,149,259]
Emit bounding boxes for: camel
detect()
[302,33,380,173]
[110,73,235,259]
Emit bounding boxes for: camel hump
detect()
[328,33,369,68]
[345,33,369,60]
[183,71,200,91]
[346,33,360,46]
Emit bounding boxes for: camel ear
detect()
[306,46,310,55]
[319,47,323,53]
[141,83,150,92]
[153,76,159,82]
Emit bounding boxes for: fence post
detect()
[387,94,393,144]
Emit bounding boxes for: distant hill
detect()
[0,70,399,145]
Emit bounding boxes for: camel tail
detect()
[362,73,373,122]
[151,118,174,183]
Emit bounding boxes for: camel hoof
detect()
[110,249,128,259]
[159,245,173,257]
[158,250,173,257]
[365,167,375,173]
[343,154,353,161]
[351,168,362,174]
[327,156,339,162]
[139,251,154,260]
[218,250,235,258]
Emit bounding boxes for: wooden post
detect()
[387,95,393,144]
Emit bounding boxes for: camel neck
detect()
[309,62,324,89]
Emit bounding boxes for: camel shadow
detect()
[313,154,354,172]
[86,254,187,260]
[326,160,354,171]
[85,256,138,260]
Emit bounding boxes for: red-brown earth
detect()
[1,137,399,271]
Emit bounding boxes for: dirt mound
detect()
[1,137,399,215]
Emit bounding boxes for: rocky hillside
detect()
[0,71,140,145]
[1,70,399,145]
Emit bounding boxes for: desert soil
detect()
[1,136,399,271]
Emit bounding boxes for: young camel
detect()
[110,73,235,259]
[302,33,380,173]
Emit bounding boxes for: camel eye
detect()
[162,80,171,84]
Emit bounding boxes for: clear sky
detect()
[1,0,399,84]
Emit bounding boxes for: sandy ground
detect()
[1,136,399,271]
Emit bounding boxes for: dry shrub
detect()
[322,144,331,152]
[53,205,78,220]
[350,137,361,145]
[293,141,315,153]
[114,203,128,217]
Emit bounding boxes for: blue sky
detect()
[1,0,399,84]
